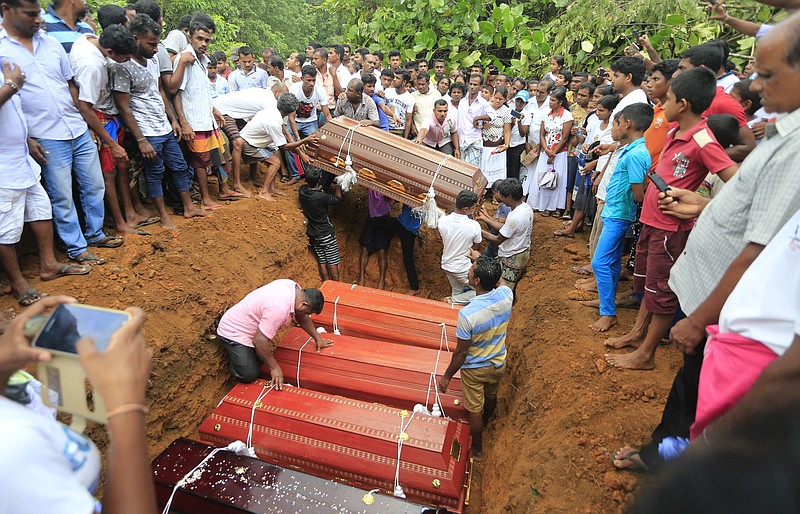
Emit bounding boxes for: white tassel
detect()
[431,403,442,417]
[413,403,431,416]
[335,164,358,192]
[413,187,444,228]
[393,485,406,498]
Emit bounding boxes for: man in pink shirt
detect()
[217,279,331,385]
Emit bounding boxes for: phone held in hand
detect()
[29,304,132,430]
[648,171,672,195]
[510,109,521,118]
[32,304,131,355]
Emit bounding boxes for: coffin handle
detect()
[359,168,377,180]
[387,180,405,192]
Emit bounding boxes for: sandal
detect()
[72,251,107,266]
[134,216,160,228]
[89,234,124,248]
[570,266,593,276]
[554,231,575,238]
[41,263,92,281]
[14,288,46,306]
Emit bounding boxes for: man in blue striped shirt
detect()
[439,255,513,459]
[42,0,94,54]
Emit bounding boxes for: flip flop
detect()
[134,216,160,228]
[14,288,46,306]
[41,263,92,282]
[204,204,225,211]
[554,231,575,238]
[218,192,243,201]
[89,234,124,248]
[612,448,649,471]
[570,266,593,276]
[72,251,107,266]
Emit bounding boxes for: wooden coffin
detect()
[199,380,472,513]
[306,117,486,211]
[312,281,460,351]
[152,438,440,513]
[266,327,468,421]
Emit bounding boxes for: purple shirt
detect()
[368,190,392,218]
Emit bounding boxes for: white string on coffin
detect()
[334,125,360,191]
[332,295,342,335]
[246,384,275,450]
[413,154,450,228]
[295,337,313,388]
[393,411,416,498]
[424,322,449,418]
[161,440,251,514]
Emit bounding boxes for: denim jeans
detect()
[143,133,191,198]
[592,217,633,317]
[37,130,105,259]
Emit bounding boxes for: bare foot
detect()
[161,220,178,230]
[258,192,276,201]
[590,315,617,332]
[115,223,146,235]
[579,299,600,308]
[576,280,598,292]
[605,350,655,370]
[605,330,645,349]
[576,276,595,285]
[612,446,648,471]
[233,185,253,198]
[183,206,208,218]
[270,188,286,196]
[407,289,421,296]
[202,200,222,209]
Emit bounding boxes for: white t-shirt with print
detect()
[498,202,534,257]
[289,81,328,123]
[384,88,415,131]
[438,212,481,273]
[240,107,288,150]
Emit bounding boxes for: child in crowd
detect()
[729,80,764,144]
[362,73,391,131]
[587,104,653,332]
[528,86,574,217]
[482,180,511,258]
[298,167,343,281]
[604,67,738,369]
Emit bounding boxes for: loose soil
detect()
[7,175,682,513]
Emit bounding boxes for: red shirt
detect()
[704,86,747,127]
[640,119,735,232]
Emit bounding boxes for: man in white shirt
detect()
[458,73,490,166]
[239,93,318,201]
[411,71,441,135]
[327,44,350,101]
[284,51,304,86]
[228,46,268,91]
[438,190,482,304]
[172,22,226,209]
[479,178,533,295]
[385,68,415,138]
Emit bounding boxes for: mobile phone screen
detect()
[33,304,131,354]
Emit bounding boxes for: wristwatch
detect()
[4,79,19,92]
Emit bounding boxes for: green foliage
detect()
[329,0,784,78]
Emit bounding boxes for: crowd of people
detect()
[1,0,800,508]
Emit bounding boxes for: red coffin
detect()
[312,281,460,351]
[306,117,486,211]
[266,327,468,421]
[199,380,472,513]
[152,438,439,513]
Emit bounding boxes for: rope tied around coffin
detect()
[422,322,449,418]
[393,410,416,498]
[246,384,275,450]
[334,124,360,191]
[160,440,252,514]
[332,295,342,335]
[413,154,450,228]
[295,337,313,388]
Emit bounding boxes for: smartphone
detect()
[510,109,521,118]
[32,304,131,356]
[647,171,671,195]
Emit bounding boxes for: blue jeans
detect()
[37,131,105,259]
[143,133,191,198]
[592,217,633,317]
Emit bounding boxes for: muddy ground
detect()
[8,172,681,513]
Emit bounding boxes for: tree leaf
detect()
[666,14,685,26]
[503,15,515,33]
[531,29,544,44]
[580,40,594,52]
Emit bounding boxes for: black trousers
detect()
[219,334,261,383]
[506,144,525,181]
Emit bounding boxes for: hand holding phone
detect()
[510,109,521,118]
[648,171,672,196]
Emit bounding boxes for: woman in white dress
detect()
[475,85,513,188]
[527,87,573,216]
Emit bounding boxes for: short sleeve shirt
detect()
[239,108,287,149]
[372,93,390,131]
[457,286,513,369]
[228,67,269,91]
[176,47,215,131]
[162,29,188,55]
[299,185,342,237]
[213,89,276,120]
[498,202,534,257]
[217,280,299,346]
[705,87,747,127]
[290,81,328,123]
[421,110,458,147]
[483,104,513,144]
[602,137,650,222]
[69,35,115,114]
[639,120,735,232]
[384,88,415,130]
[438,212,482,273]
[643,102,669,172]
[109,58,172,137]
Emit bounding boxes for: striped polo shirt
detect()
[457,285,513,369]
[42,6,94,54]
